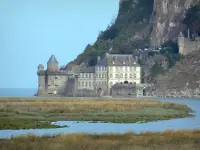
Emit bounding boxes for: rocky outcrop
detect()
[150,0,199,47]
[154,50,200,98]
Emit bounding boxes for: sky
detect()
[0,0,119,88]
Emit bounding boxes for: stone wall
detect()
[111,83,137,97]
[75,89,97,97]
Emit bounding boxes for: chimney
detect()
[135,56,138,63]
[97,56,101,62]
[188,29,190,39]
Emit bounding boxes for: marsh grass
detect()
[0,130,200,150]
[0,118,64,129]
[0,97,194,129]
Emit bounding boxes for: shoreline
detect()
[0,98,193,129]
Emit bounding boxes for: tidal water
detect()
[0,97,200,139]
[0,88,37,97]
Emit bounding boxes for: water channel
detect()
[0,98,200,139]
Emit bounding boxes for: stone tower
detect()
[178,32,185,55]
[37,64,45,96]
[38,64,44,72]
[47,55,59,71]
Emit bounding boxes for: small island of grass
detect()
[0,97,194,129]
[0,119,66,130]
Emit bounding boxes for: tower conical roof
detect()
[47,55,58,64]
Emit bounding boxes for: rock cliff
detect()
[154,50,200,98]
[68,0,199,67]
[150,0,199,47]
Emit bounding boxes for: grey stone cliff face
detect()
[154,50,200,98]
[150,0,199,47]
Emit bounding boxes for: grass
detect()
[0,130,200,150]
[0,118,65,130]
[0,97,194,129]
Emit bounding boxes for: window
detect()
[110,74,113,78]
[115,74,118,78]
[110,82,113,87]
[78,82,81,86]
[55,77,58,79]
[125,74,127,78]
[133,74,136,78]
[89,82,91,87]
[89,74,91,78]
[85,82,88,87]
[82,82,84,87]
[86,73,88,78]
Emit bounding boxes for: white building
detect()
[76,53,141,96]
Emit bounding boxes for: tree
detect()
[183,2,200,34]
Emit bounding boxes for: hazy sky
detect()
[0,0,119,88]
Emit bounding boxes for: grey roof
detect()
[47,55,58,64]
[96,55,108,66]
[71,66,81,73]
[96,53,140,67]
[38,64,44,68]
[78,66,95,73]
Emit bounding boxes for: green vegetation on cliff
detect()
[183,1,200,35]
[73,0,154,66]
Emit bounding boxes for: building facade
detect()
[178,31,200,55]
[36,53,142,97]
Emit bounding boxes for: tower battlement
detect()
[178,30,200,55]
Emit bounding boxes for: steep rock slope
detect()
[68,0,199,67]
[150,0,199,47]
[154,50,200,98]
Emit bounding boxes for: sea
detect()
[0,88,37,97]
